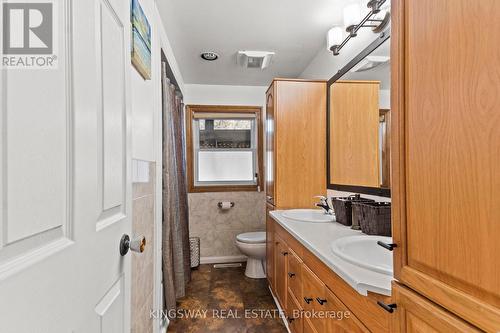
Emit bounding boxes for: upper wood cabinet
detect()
[392,0,500,331]
[265,79,326,209]
[329,81,380,188]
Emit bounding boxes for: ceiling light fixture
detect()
[200,52,219,61]
[328,0,390,56]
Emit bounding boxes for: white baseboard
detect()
[200,255,247,265]
[268,286,291,333]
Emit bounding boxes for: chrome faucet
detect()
[314,196,334,215]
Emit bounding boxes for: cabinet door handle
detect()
[288,272,296,278]
[316,297,327,305]
[377,301,397,313]
[304,297,313,304]
[281,251,288,256]
[377,241,397,251]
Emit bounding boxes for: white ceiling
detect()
[156,0,355,86]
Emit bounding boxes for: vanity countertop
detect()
[270,210,393,296]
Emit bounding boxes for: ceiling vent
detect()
[237,51,275,70]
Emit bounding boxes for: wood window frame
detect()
[186,105,264,193]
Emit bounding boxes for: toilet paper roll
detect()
[220,201,232,210]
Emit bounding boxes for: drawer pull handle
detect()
[287,317,294,323]
[281,251,288,256]
[304,297,313,304]
[288,272,296,278]
[377,301,397,313]
[316,297,327,305]
[377,241,397,251]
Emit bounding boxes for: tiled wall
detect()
[131,160,156,333]
[188,191,266,259]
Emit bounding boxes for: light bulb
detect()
[327,27,344,51]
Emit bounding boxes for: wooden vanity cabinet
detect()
[392,0,500,331]
[265,79,326,209]
[392,283,481,333]
[267,217,391,333]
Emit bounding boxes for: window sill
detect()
[188,185,260,193]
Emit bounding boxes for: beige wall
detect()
[188,191,266,260]
[131,160,156,333]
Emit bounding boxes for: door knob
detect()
[120,234,146,256]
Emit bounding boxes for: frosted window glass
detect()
[198,151,254,182]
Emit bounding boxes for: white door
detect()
[0,0,133,332]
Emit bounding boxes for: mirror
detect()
[327,33,391,197]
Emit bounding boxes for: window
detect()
[186,105,263,192]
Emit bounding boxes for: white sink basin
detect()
[330,235,393,276]
[282,209,335,223]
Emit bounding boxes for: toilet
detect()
[235,231,266,279]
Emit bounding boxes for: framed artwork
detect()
[131,0,151,80]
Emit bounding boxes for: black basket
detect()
[355,202,392,236]
[332,195,374,226]
[351,202,364,230]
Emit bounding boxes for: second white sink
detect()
[282,209,335,223]
[330,235,393,276]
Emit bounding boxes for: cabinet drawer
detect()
[392,282,481,333]
[324,287,369,333]
[288,248,303,302]
[302,264,326,333]
[287,289,303,333]
[303,318,318,333]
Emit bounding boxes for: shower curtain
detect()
[161,63,191,313]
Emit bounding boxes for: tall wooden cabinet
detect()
[265,79,326,210]
[391,0,500,331]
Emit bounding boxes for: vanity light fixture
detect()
[329,0,390,56]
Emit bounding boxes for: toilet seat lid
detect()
[237,231,266,244]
